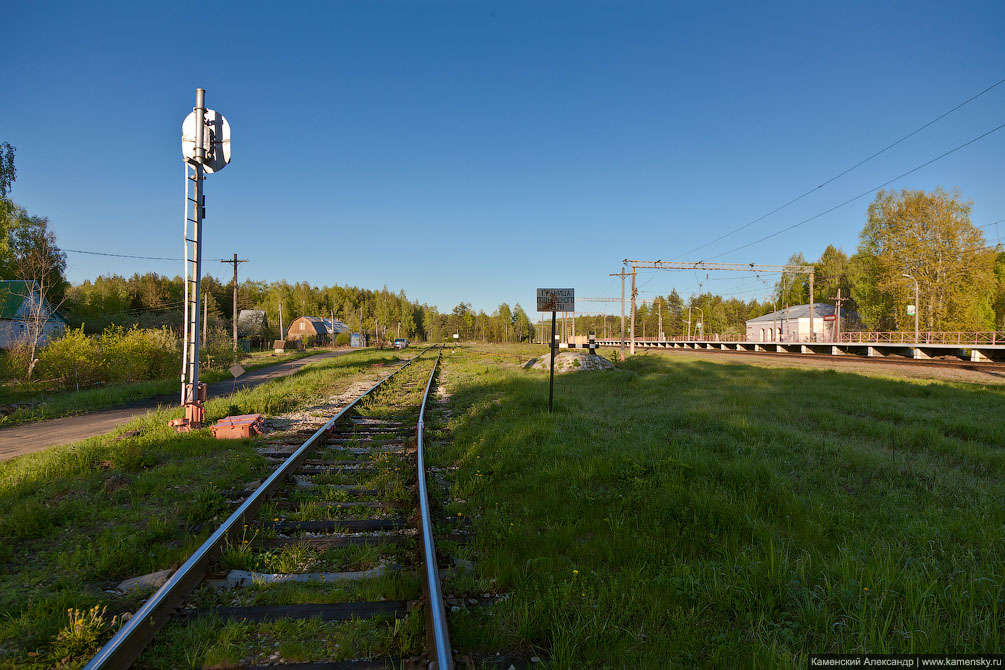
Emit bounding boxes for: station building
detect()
[745,303,840,342]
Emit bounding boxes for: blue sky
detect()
[4,1,1004,315]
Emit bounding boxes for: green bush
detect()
[37,327,104,389]
[201,326,240,370]
[4,341,34,381]
[335,332,350,346]
[34,325,179,390]
[100,326,178,383]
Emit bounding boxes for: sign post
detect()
[537,288,574,413]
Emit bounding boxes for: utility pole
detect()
[902,273,919,342]
[808,269,815,342]
[629,265,637,355]
[771,299,777,342]
[220,254,248,353]
[657,297,663,341]
[609,271,628,361]
[278,300,284,342]
[833,288,846,343]
[687,306,692,339]
[202,293,208,342]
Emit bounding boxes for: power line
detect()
[675,76,1005,260]
[706,121,1005,261]
[65,248,177,261]
[65,248,235,263]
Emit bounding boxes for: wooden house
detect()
[0,280,66,349]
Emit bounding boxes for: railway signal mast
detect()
[175,88,231,431]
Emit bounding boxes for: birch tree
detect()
[850,188,996,331]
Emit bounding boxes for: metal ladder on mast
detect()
[179,161,206,425]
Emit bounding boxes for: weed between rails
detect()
[144,612,424,669]
[432,344,1005,668]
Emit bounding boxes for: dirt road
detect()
[0,350,351,461]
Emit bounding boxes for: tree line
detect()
[570,188,1005,339]
[35,187,1005,347]
[65,274,538,345]
[5,138,1005,358]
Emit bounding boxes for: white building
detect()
[745,303,838,343]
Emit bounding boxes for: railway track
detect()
[85,346,453,669]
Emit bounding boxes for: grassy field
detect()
[0,348,402,669]
[432,344,1005,667]
[0,347,337,428]
[2,343,1002,668]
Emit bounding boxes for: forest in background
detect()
[4,141,1005,385]
[64,187,1005,345]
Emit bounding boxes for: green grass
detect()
[431,344,1005,668]
[142,612,424,668]
[130,352,438,669]
[0,347,337,428]
[0,348,403,669]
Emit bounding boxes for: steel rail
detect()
[84,347,432,669]
[416,347,453,670]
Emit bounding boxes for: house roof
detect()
[0,280,66,322]
[237,309,267,336]
[746,303,836,324]
[0,282,30,319]
[295,316,350,336]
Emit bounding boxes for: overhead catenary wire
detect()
[674,77,1005,261]
[705,122,1005,261]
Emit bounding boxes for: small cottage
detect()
[0,280,67,349]
[286,316,350,343]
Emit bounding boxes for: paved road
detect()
[0,350,351,462]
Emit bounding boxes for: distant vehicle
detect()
[393,338,408,349]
